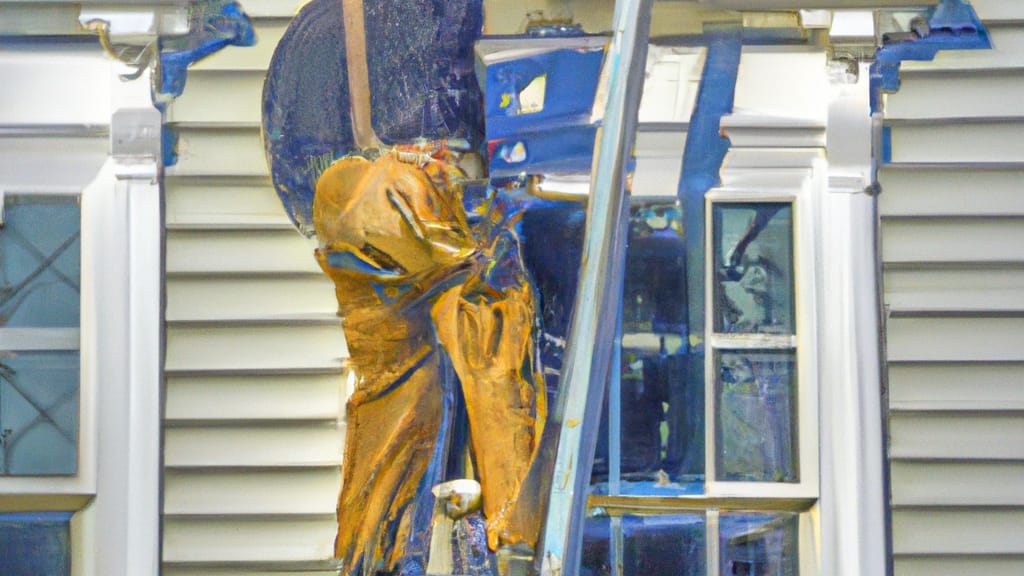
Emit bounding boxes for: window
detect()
[582,171,820,576]
[0,193,81,476]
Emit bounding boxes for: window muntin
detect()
[0,194,81,476]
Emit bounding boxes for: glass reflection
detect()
[716,350,797,483]
[583,200,703,487]
[720,512,799,576]
[712,203,793,335]
[0,196,81,329]
[582,514,706,576]
[0,352,79,475]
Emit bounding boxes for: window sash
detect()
[585,173,821,576]
[704,185,819,498]
[0,185,90,493]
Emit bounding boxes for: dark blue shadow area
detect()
[581,514,706,576]
[515,196,703,486]
[720,512,799,576]
[0,513,71,576]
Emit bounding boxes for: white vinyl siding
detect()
[880,1,1024,574]
[161,1,346,573]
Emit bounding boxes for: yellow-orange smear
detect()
[313,149,545,573]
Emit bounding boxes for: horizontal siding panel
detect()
[166,71,264,126]
[166,177,292,228]
[165,373,344,422]
[971,0,1024,22]
[167,276,335,321]
[889,363,1024,411]
[887,317,1024,362]
[881,217,1024,264]
[163,517,337,563]
[878,166,1024,217]
[164,468,340,516]
[166,229,320,275]
[901,28,1024,72]
[886,289,1024,316]
[884,266,1024,292]
[884,72,1024,120]
[237,0,309,18]
[894,556,1024,576]
[190,21,288,71]
[893,510,1024,555]
[888,122,1024,164]
[889,413,1024,460]
[165,176,278,208]
[169,128,268,177]
[164,425,344,468]
[165,324,347,372]
[891,462,1024,507]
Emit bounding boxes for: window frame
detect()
[588,167,823,576]
[703,174,820,503]
[0,183,96,507]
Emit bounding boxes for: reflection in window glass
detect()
[526,199,703,488]
[590,200,703,488]
[716,350,797,483]
[623,514,705,576]
[0,513,71,575]
[0,352,79,475]
[712,203,793,335]
[581,516,612,576]
[720,512,799,576]
[581,514,706,576]
[0,196,81,328]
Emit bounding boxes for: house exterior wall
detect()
[160,1,349,573]
[880,1,1024,574]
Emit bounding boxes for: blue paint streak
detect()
[158,1,255,99]
[154,1,255,166]
[375,348,437,400]
[325,250,404,277]
[870,0,990,106]
[679,25,742,355]
[161,125,179,167]
[0,512,73,522]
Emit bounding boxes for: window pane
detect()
[720,512,799,576]
[621,201,702,485]
[581,516,613,576]
[590,200,704,488]
[581,514,707,576]
[712,203,793,335]
[0,513,72,576]
[716,350,797,483]
[0,195,81,328]
[0,351,79,475]
[622,514,705,576]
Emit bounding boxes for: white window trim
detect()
[0,41,162,576]
[0,185,91,507]
[704,173,820,504]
